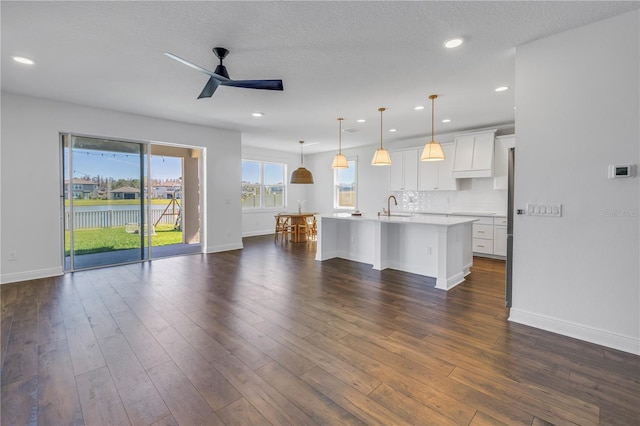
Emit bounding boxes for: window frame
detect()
[241,159,287,210]
[333,157,357,210]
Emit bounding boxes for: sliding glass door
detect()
[62,134,202,271]
[63,135,148,270]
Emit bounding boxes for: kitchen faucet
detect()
[386,195,397,217]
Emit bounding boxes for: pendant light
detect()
[371,107,392,166]
[420,94,446,161]
[290,141,314,184]
[331,117,348,169]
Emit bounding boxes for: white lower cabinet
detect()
[472,217,494,255]
[416,213,508,257]
[493,216,507,256]
[493,226,507,256]
[472,216,507,257]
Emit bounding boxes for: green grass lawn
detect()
[65,224,182,256]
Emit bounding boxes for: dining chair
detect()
[275,214,297,243]
[280,216,296,242]
[296,216,309,242]
[308,216,317,240]
[274,214,286,242]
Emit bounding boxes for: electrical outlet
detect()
[9,251,17,261]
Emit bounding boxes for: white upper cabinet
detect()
[452,129,497,178]
[493,135,515,190]
[389,149,418,191]
[418,143,459,191]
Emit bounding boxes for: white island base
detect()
[315,214,476,290]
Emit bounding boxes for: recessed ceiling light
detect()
[444,38,463,49]
[442,119,451,123]
[389,129,397,133]
[495,86,509,92]
[251,112,264,117]
[356,119,366,123]
[13,56,34,65]
[414,105,424,111]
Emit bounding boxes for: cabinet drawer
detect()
[473,224,493,239]
[494,216,507,226]
[473,238,494,254]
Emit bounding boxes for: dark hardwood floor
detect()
[1,235,638,425]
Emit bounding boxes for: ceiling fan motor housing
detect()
[213,47,229,60]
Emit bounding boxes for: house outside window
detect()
[242,160,286,209]
[334,158,357,209]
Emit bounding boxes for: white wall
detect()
[1,92,243,284]
[511,10,639,354]
[240,145,311,237]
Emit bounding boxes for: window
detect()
[242,160,286,209]
[334,158,357,209]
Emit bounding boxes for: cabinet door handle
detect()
[477,245,484,248]
[477,230,484,234]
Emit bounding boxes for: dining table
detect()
[276,212,318,242]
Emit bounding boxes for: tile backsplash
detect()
[393,178,507,214]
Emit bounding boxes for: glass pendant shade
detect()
[290,141,314,184]
[371,107,392,166]
[421,94,446,162]
[332,117,349,169]
[331,153,348,168]
[421,141,445,161]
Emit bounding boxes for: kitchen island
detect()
[315,213,477,290]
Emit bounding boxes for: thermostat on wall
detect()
[608,164,634,179]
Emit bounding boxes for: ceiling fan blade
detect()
[222,79,284,91]
[198,77,221,99]
[164,52,230,82]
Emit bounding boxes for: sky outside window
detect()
[66,148,181,180]
[336,163,355,184]
[242,161,284,184]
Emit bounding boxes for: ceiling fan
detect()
[164,47,284,99]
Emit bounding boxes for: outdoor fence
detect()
[65,209,177,230]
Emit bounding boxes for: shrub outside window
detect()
[242,160,286,209]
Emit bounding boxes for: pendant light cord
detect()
[431,96,434,143]
[378,107,385,149]
[338,118,343,154]
[429,94,437,144]
[299,141,304,165]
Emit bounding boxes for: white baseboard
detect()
[242,230,273,238]
[509,308,640,355]
[204,242,244,253]
[435,271,466,291]
[1,266,63,285]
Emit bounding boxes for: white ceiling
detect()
[2,1,638,154]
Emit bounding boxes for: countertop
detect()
[398,210,507,217]
[319,213,478,227]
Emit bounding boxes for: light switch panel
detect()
[526,203,562,217]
